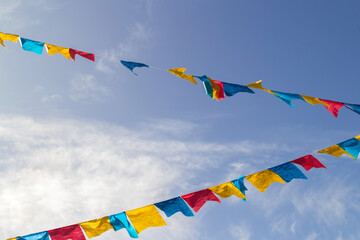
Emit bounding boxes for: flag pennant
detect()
[109,212,138,238]
[48,224,86,240]
[317,144,353,158]
[45,44,70,59]
[155,196,194,217]
[319,99,345,118]
[0,32,18,47]
[345,103,360,115]
[337,138,360,159]
[245,169,285,193]
[126,205,166,234]
[168,68,197,85]
[19,38,44,55]
[211,80,226,100]
[181,189,221,212]
[231,175,248,197]
[269,162,307,183]
[121,60,149,75]
[291,155,326,171]
[196,75,214,98]
[209,182,246,199]
[272,91,305,107]
[17,231,50,240]
[246,80,274,94]
[222,82,255,96]
[79,216,114,238]
[300,95,328,106]
[69,48,95,62]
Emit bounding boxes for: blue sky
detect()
[1,1,360,239]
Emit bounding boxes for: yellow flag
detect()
[45,43,71,59]
[7,238,17,240]
[300,95,328,106]
[246,80,274,94]
[317,145,354,158]
[0,32,19,47]
[245,169,285,193]
[168,68,197,85]
[79,216,114,238]
[209,182,246,199]
[126,205,166,234]
[355,135,360,141]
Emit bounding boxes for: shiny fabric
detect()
[155,196,194,217]
[0,32,18,47]
[222,81,255,96]
[181,189,221,212]
[79,216,114,238]
[48,224,86,240]
[291,155,326,171]
[269,162,307,182]
[69,48,95,62]
[209,182,246,199]
[20,38,44,55]
[272,91,305,107]
[317,144,354,158]
[168,68,197,85]
[126,205,166,234]
[319,99,345,118]
[45,44,70,59]
[245,169,285,193]
[195,75,214,98]
[337,138,360,159]
[109,212,138,238]
[17,232,50,240]
[121,60,149,75]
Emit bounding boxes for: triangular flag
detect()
[211,80,226,100]
[272,91,305,107]
[20,38,44,55]
[222,82,255,96]
[245,169,285,193]
[168,68,197,85]
[269,162,307,182]
[337,138,360,159]
[45,44,70,59]
[319,99,345,118]
[231,175,248,196]
[126,205,166,234]
[300,95,328,106]
[209,182,246,199]
[0,32,18,47]
[79,216,114,238]
[291,155,326,171]
[181,189,221,212]
[69,48,95,62]
[48,224,86,240]
[345,103,360,115]
[17,231,50,240]
[109,212,138,238]
[121,60,149,75]
[317,144,354,158]
[155,197,194,217]
[246,80,274,94]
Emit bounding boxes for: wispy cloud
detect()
[69,73,110,102]
[230,224,251,240]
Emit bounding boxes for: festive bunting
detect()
[300,95,327,106]
[69,48,95,62]
[245,169,285,192]
[319,99,345,118]
[0,32,18,47]
[317,144,354,158]
[291,155,326,171]
[17,231,50,240]
[48,224,86,240]
[109,212,138,238]
[222,82,255,96]
[318,137,360,159]
[126,205,166,234]
[231,175,248,197]
[211,80,226,100]
[269,162,307,182]
[79,216,114,238]
[19,38,44,55]
[345,103,360,115]
[168,68,198,85]
[246,80,274,94]
[155,197,194,217]
[181,189,221,212]
[272,91,305,107]
[121,60,149,75]
[209,182,246,199]
[45,44,70,59]
[195,75,214,98]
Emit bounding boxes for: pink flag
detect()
[181,189,221,212]
[291,155,326,171]
[319,99,345,118]
[69,48,95,62]
[48,224,86,240]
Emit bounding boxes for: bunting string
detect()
[8,135,359,240]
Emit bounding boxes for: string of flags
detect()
[8,135,359,240]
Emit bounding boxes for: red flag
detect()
[291,155,326,171]
[48,224,86,240]
[212,80,226,100]
[69,48,95,62]
[181,189,220,212]
[319,99,345,118]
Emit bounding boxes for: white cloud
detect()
[230,224,251,240]
[69,73,110,101]
[41,94,62,103]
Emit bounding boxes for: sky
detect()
[0,0,360,239]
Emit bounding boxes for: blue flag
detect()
[20,38,44,55]
[109,212,138,238]
[269,162,307,182]
[155,197,194,217]
[120,60,149,75]
[222,82,255,96]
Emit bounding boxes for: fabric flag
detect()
[272,91,305,107]
[7,238,17,240]
[69,48,95,62]
[181,189,221,212]
[337,138,360,159]
[17,231,50,240]
[231,175,248,196]
[345,103,360,115]
[126,205,166,234]
[300,95,328,106]
[269,162,307,183]
[121,60,149,75]
[209,182,246,199]
[291,155,326,171]
[195,75,214,98]
[222,81,255,96]
[0,32,18,47]
[45,44,70,59]
[168,68,197,85]
[319,99,345,118]
[245,169,285,193]
[211,80,226,100]
[79,216,114,238]
[19,38,44,55]
[109,212,138,238]
[155,196,194,217]
[246,80,274,94]
[48,224,86,240]
[317,144,354,159]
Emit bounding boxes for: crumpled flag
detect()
[19,38,44,55]
[300,95,328,106]
[121,60,149,75]
[337,138,360,159]
[195,75,214,98]
[211,80,226,100]
[222,82,255,96]
[317,144,354,158]
[79,216,114,238]
[17,231,50,240]
[231,175,248,198]
[69,48,95,62]
[48,224,86,240]
[126,205,166,234]
[246,80,274,94]
[291,155,326,171]
[345,103,360,115]
[272,91,305,107]
[181,189,221,212]
[209,182,246,199]
[168,68,197,85]
[0,32,18,47]
[45,44,70,59]
[245,169,285,193]
[319,99,345,118]
[269,162,307,183]
[109,212,138,238]
[155,196,194,217]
